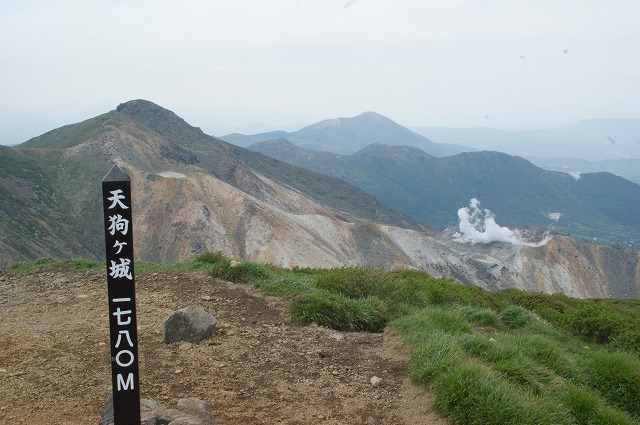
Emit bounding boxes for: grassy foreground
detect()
[6,254,640,424]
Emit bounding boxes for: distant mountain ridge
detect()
[222,111,471,157]
[223,114,640,187]
[413,118,640,161]
[1,100,638,299]
[527,156,640,185]
[249,139,640,250]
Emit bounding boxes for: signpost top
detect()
[103,165,130,183]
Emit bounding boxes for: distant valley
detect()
[245,138,640,251]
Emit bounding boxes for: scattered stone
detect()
[489,337,497,343]
[229,260,241,268]
[328,333,345,341]
[370,376,383,387]
[99,396,216,425]
[163,305,216,344]
[200,295,213,301]
[176,397,216,424]
[52,277,69,285]
[98,396,114,425]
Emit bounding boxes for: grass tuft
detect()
[579,349,640,418]
[433,362,572,425]
[499,305,537,329]
[290,290,388,332]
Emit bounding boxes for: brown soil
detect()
[0,269,449,424]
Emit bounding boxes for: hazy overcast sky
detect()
[1,0,639,139]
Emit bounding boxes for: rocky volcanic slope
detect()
[1,100,639,298]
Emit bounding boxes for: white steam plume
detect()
[453,198,552,247]
[544,212,562,221]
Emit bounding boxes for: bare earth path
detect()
[0,269,448,424]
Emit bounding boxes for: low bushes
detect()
[562,303,640,354]
[290,290,388,332]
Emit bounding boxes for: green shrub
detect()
[457,333,521,363]
[499,305,537,329]
[393,308,472,341]
[563,303,640,349]
[408,332,466,384]
[423,279,505,310]
[433,362,571,425]
[492,357,556,395]
[561,384,636,425]
[510,334,574,378]
[290,290,389,332]
[610,329,640,354]
[207,259,270,283]
[35,256,56,265]
[456,305,503,328]
[223,261,270,283]
[66,258,102,270]
[497,289,574,323]
[254,274,315,296]
[315,266,393,299]
[580,349,640,418]
[193,251,227,264]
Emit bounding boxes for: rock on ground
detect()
[163,305,216,344]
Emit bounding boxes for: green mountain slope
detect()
[0,100,427,267]
[249,140,640,249]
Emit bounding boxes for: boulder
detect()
[174,398,216,424]
[163,305,216,344]
[99,396,215,425]
[98,396,162,425]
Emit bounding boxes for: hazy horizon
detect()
[1,1,639,145]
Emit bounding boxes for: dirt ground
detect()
[0,268,449,424]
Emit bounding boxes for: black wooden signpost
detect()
[102,164,141,424]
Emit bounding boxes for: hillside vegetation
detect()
[8,255,640,425]
[249,140,640,249]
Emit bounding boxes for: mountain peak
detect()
[116,99,163,114]
[116,99,191,127]
[302,111,399,132]
[115,99,205,140]
[354,111,388,119]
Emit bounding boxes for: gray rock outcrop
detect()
[163,305,216,344]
